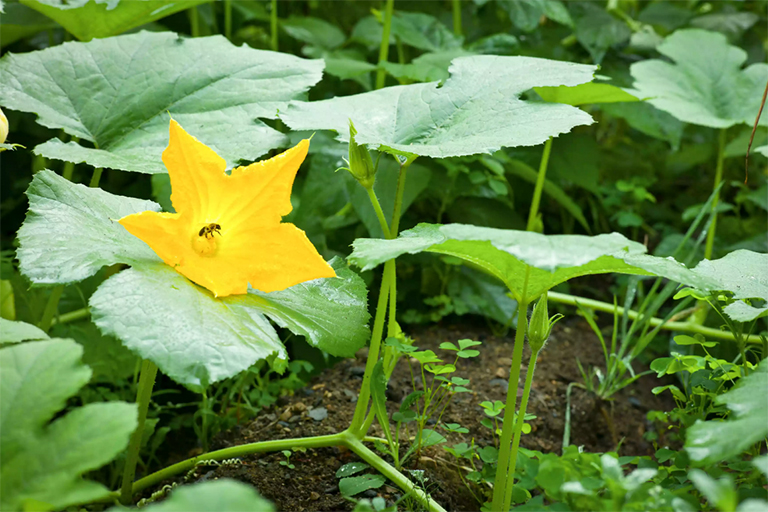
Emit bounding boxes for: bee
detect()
[198,223,222,239]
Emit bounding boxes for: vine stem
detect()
[526,137,553,232]
[38,286,64,332]
[89,168,103,188]
[547,291,761,344]
[189,5,200,37]
[224,0,232,40]
[491,268,530,511]
[704,128,727,260]
[452,0,462,36]
[375,0,395,90]
[502,349,539,512]
[130,430,447,512]
[366,186,392,239]
[120,360,159,505]
[50,306,90,326]
[270,0,278,51]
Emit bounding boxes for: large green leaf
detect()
[0,318,49,344]
[18,170,370,391]
[17,170,160,285]
[0,31,323,173]
[498,0,573,32]
[390,10,463,52]
[282,56,596,158]
[90,258,368,392]
[0,2,57,48]
[684,250,768,322]
[686,358,768,464]
[20,0,204,41]
[281,15,346,49]
[109,479,275,512]
[0,339,137,511]
[630,29,768,129]
[348,223,719,301]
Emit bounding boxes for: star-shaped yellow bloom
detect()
[119,119,336,297]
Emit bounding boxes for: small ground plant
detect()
[1,1,766,512]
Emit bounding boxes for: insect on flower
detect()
[119,119,336,297]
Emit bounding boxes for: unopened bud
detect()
[0,108,8,144]
[527,292,563,352]
[345,120,376,189]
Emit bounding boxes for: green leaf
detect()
[0,339,137,511]
[283,56,596,159]
[572,2,631,64]
[112,479,275,512]
[686,358,768,464]
[20,0,205,41]
[18,170,161,285]
[247,258,370,358]
[89,263,285,392]
[339,474,387,497]
[0,318,49,344]
[336,462,370,478]
[51,323,139,382]
[630,29,768,128]
[411,350,442,365]
[281,16,346,49]
[390,11,463,52]
[690,12,759,41]
[535,82,639,106]
[673,334,717,348]
[688,469,737,512]
[0,2,56,48]
[0,32,323,173]
[499,0,572,32]
[685,250,768,321]
[600,101,684,150]
[382,49,474,83]
[90,258,368,392]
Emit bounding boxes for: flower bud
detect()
[346,120,376,189]
[0,108,8,145]
[527,292,563,353]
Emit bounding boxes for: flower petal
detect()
[119,211,189,268]
[163,119,227,218]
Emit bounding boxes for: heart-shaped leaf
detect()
[17,170,370,391]
[20,0,205,41]
[630,29,768,128]
[0,31,323,173]
[1,339,137,511]
[348,223,719,301]
[282,56,596,158]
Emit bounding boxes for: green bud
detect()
[527,292,563,353]
[346,120,376,189]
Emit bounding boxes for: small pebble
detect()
[489,378,508,391]
[350,366,366,377]
[278,421,291,428]
[288,415,301,423]
[362,489,378,498]
[310,491,320,501]
[309,407,328,421]
[324,486,338,494]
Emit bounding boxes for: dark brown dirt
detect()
[151,318,674,511]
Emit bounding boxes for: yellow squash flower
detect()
[120,119,336,297]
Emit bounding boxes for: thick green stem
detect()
[704,129,727,260]
[189,5,200,37]
[491,271,530,511]
[375,0,395,90]
[349,261,394,434]
[270,0,278,51]
[526,137,553,232]
[452,0,462,36]
[547,291,760,344]
[502,350,539,511]
[224,0,232,39]
[38,285,64,332]
[390,156,415,236]
[366,187,392,239]
[120,360,159,505]
[346,435,447,512]
[50,306,89,326]
[133,432,347,496]
[89,168,103,188]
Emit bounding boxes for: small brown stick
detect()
[745,78,768,183]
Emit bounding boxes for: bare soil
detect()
[146,318,673,511]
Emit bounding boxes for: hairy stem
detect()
[502,350,539,511]
[526,137,553,232]
[120,360,159,505]
[704,128,727,260]
[491,269,530,511]
[375,0,395,90]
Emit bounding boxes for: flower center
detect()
[192,223,222,257]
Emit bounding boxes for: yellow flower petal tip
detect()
[119,120,335,297]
